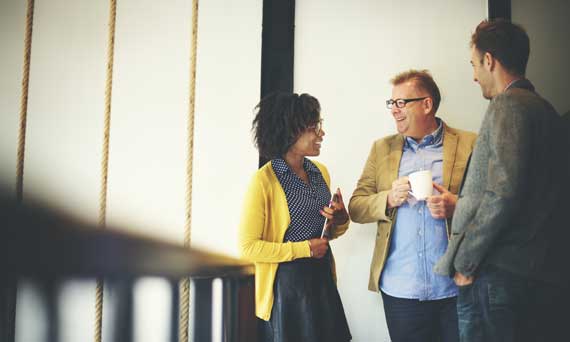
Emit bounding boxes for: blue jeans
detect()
[457,265,566,342]
[381,291,459,342]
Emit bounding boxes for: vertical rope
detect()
[16,0,35,203]
[10,1,36,341]
[179,0,199,341]
[94,0,117,341]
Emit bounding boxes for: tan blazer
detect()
[348,122,476,292]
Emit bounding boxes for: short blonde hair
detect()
[390,69,441,113]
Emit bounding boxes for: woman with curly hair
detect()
[239,92,352,342]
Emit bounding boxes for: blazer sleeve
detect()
[238,174,311,263]
[453,96,530,276]
[349,141,394,224]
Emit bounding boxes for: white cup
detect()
[408,170,433,200]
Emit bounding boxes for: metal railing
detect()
[0,195,256,342]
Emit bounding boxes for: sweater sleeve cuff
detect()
[292,241,311,259]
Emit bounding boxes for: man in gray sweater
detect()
[434,19,568,342]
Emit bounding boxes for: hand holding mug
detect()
[387,176,411,208]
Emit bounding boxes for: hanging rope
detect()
[179,0,199,340]
[16,0,35,203]
[94,0,117,341]
[10,1,36,341]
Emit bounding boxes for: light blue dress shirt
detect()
[380,119,458,300]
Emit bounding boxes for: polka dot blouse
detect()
[272,158,331,242]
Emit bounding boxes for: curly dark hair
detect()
[252,92,321,159]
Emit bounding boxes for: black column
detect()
[259,0,296,167]
[488,0,511,20]
[261,0,295,98]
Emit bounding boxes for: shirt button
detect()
[419,253,423,257]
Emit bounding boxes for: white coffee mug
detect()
[408,170,433,200]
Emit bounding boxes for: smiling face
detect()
[470,46,495,99]
[390,81,434,140]
[286,121,325,159]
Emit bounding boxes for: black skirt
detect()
[258,252,352,342]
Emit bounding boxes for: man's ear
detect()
[423,97,433,115]
[484,52,495,71]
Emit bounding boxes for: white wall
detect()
[294,1,487,340]
[0,0,25,196]
[190,1,261,255]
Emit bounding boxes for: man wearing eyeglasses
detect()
[349,70,476,342]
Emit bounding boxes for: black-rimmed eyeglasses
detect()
[386,97,428,109]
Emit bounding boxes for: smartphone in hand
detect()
[320,191,340,238]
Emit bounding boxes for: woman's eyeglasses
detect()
[307,118,324,135]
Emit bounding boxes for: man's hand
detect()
[426,183,458,219]
[453,272,474,286]
[387,176,411,209]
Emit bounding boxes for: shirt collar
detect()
[404,117,444,149]
[505,78,535,92]
[272,158,319,175]
[504,78,521,91]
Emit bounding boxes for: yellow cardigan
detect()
[238,159,350,320]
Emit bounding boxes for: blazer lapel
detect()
[442,124,458,190]
[388,135,404,182]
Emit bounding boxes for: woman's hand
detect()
[308,238,329,258]
[321,188,350,228]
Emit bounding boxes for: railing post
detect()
[42,281,59,342]
[190,278,212,342]
[108,279,134,342]
[170,280,180,342]
[221,278,236,341]
[222,275,256,342]
[0,279,17,342]
[239,275,256,342]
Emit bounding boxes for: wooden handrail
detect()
[0,195,253,279]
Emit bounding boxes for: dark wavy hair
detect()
[252,92,321,159]
[470,19,530,76]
